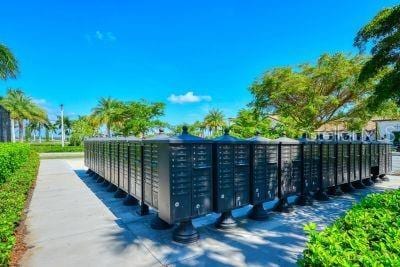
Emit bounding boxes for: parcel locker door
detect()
[170,144,192,221]
[266,145,278,200]
[192,144,212,217]
[336,145,344,185]
[252,145,267,203]
[217,144,234,211]
[234,144,250,207]
[354,145,361,181]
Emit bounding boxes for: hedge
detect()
[299,189,400,266]
[0,144,31,184]
[0,146,39,266]
[30,143,83,153]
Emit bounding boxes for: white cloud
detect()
[86,31,117,43]
[33,98,47,105]
[167,91,212,104]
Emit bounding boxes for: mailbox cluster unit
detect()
[84,129,392,244]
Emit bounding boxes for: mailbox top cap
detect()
[144,127,212,143]
[247,131,277,144]
[213,128,248,143]
[275,136,300,144]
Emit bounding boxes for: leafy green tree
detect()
[118,100,165,137]
[0,89,47,142]
[69,116,98,146]
[204,108,226,136]
[0,43,18,80]
[55,115,73,137]
[355,4,400,106]
[168,120,206,137]
[91,97,124,137]
[250,53,376,135]
[230,108,282,138]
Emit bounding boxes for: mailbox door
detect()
[192,144,212,217]
[266,145,278,200]
[216,144,235,212]
[321,144,329,188]
[134,144,142,198]
[252,144,267,203]
[143,144,153,207]
[328,144,336,187]
[311,144,320,190]
[234,144,250,207]
[349,144,355,182]
[170,144,192,221]
[354,144,361,181]
[290,145,301,195]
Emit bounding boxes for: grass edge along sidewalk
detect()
[0,144,39,266]
[299,188,400,266]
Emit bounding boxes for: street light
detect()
[60,104,65,147]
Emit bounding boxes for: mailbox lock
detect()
[196,204,200,209]
[174,202,180,207]
[221,194,225,199]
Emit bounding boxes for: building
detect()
[0,105,11,142]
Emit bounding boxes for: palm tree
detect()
[91,97,123,137]
[0,89,48,142]
[0,43,19,80]
[55,115,73,139]
[204,108,226,136]
[44,122,58,141]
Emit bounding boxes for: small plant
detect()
[299,189,400,266]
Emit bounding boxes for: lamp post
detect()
[60,104,65,147]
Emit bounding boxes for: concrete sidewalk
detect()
[21,159,400,267]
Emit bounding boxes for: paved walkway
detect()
[20,158,400,267]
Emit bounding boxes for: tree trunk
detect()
[39,125,42,143]
[18,120,24,142]
[10,119,16,143]
[107,124,111,137]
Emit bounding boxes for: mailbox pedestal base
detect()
[295,193,313,206]
[353,180,366,189]
[96,176,105,183]
[215,211,237,229]
[101,180,110,187]
[273,197,293,213]
[248,203,269,220]
[137,203,149,216]
[114,189,127,198]
[363,178,374,186]
[341,183,356,193]
[327,186,344,196]
[106,184,118,192]
[86,169,92,175]
[123,195,139,206]
[371,174,382,183]
[314,190,329,201]
[379,174,389,181]
[173,220,199,244]
[151,215,173,230]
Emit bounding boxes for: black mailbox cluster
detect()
[84,130,392,244]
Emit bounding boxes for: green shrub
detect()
[0,144,31,184]
[30,143,83,153]
[0,149,39,266]
[299,189,400,266]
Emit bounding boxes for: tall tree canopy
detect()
[355,4,400,106]
[250,53,376,135]
[118,100,165,137]
[91,97,123,137]
[0,43,18,80]
[203,108,226,136]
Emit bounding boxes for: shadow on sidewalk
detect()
[73,168,396,266]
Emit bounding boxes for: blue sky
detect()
[0,0,398,124]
